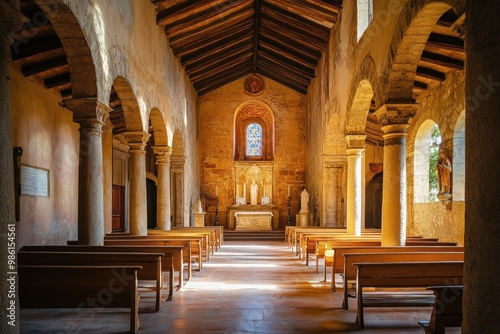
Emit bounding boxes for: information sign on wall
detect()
[21,165,49,197]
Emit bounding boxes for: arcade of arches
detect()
[1,0,499,333]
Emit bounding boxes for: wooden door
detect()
[112,185,125,232]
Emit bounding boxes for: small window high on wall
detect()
[414,121,441,203]
[246,123,263,157]
[357,0,374,41]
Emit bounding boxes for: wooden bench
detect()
[19,265,141,333]
[354,261,464,328]
[341,252,464,309]
[418,285,463,334]
[147,230,211,261]
[20,244,182,291]
[18,251,169,310]
[329,246,464,288]
[172,226,223,251]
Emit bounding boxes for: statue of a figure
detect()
[436,148,452,194]
[197,198,203,213]
[300,189,309,213]
[250,179,258,205]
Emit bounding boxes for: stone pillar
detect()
[380,124,409,246]
[123,131,150,235]
[152,146,172,230]
[62,99,111,245]
[463,3,500,332]
[0,2,24,332]
[375,104,416,246]
[346,135,366,236]
[124,131,150,235]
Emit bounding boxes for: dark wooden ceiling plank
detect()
[195,67,252,95]
[305,0,342,14]
[60,88,72,99]
[436,8,458,28]
[157,0,228,26]
[180,34,253,65]
[258,60,311,87]
[252,0,262,73]
[260,14,327,51]
[426,32,465,53]
[419,51,464,71]
[266,0,338,28]
[164,0,252,38]
[22,56,68,77]
[258,66,308,94]
[43,72,70,89]
[416,66,446,82]
[260,27,322,58]
[258,52,316,80]
[11,34,63,60]
[168,9,254,46]
[188,52,253,81]
[259,47,317,76]
[261,2,331,41]
[259,40,317,70]
[173,21,253,57]
[182,38,253,67]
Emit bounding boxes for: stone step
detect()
[224,230,285,242]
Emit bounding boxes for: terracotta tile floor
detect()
[20,240,461,333]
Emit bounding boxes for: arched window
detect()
[453,111,465,201]
[357,0,374,41]
[246,123,263,157]
[414,120,441,203]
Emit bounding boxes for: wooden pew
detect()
[329,246,464,289]
[104,237,198,273]
[418,286,463,334]
[20,245,182,291]
[172,226,224,250]
[148,230,211,261]
[19,265,142,333]
[18,251,169,310]
[354,261,464,328]
[341,252,464,309]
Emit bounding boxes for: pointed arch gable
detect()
[384,0,465,101]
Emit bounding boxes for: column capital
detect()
[152,145,172,164]
[123,131,151,151]
[345,134,367,150]
[60,98,111,126]
[0,1,28,41]
[374,102,419,127]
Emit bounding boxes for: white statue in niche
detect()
[197,198,203,213]
[300,189,309,213]
[250,179,258,205]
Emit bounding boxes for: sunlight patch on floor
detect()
[183,281,279,290]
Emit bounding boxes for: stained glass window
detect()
[246,123,263,156]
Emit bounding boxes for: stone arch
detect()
[414,119,440,203]
[234,100,275,161]
[149,107,169,146]
[110,76,145,132]
[35,0,97,98]
[452,110,465,201]
[384,0,465,101]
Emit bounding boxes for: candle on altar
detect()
[216,185,218,196]
[288,184,290,197]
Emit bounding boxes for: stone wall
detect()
[198,77,306,227]
[10,69,79,247]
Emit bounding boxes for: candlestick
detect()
[288,184,290,196]
[216,185,218,196]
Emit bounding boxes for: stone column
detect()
[1,2,24,333]
[152,146,172,230]
[346,135,366,236]
[62,99,111,245]
[375,104,416,246]
[464,3,500,332]
[124,131,150,235]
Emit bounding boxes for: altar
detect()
[227,205,280,230]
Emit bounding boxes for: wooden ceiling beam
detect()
[22,56,68,77]
[189,52,253,82]
[259,47,316,76]
[426,33,465,53]
[44,72,70,89]
[157,0,228,26]
[252,0,261,73]
[11,34,63,60]
[413,80,428,90]
[266,0,338,28]
[415,66,446,82]
[419,51,464,71]
[257,59,311,87]
[196,67,252,95]
[258,51,315,81]
[182,38,253,67]
[259,40,317,70]
[258,66,307,94]
[305,0,342,13]
[260,27,322,58]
